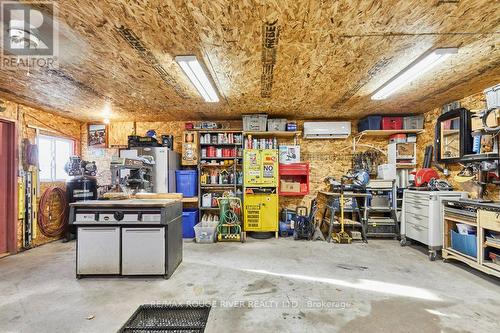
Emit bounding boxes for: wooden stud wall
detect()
[0,98,82,251]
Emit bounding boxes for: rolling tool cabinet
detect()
[401,190,467,260]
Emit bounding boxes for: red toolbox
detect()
[279,163,310,196]
[382,117,403,130]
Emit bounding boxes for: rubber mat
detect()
[118,304,211,333]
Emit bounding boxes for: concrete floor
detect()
[0,238,499,333]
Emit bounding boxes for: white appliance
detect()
[121,147,180,193]
[401,190,467,260]
[303,122,351,139]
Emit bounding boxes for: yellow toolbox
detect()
[244,193,278,233]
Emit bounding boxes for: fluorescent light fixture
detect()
[102,102,112,116]
[175,55,220,102]
[371,47,458,100]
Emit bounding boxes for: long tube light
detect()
[175,55,220,102]
[371,48,458,100]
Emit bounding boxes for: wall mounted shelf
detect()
[356,129,423,137]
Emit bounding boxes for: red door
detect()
[0,121,11,254]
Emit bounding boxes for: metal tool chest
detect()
[69,199,182,278]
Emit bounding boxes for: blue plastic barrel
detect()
[176,170,198,197]
[182,208,199,238]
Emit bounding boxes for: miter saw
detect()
[324,169,370,192]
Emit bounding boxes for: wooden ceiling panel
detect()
[0,0,498,121]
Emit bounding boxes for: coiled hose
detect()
[38,187,68,237]
[482,108,500,133]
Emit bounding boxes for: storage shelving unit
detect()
[243,131,301,145]
[243,131,301,138]
[356,129,423,137]
[278,163,310,196]
[365,179,399,238]
[197,130,244,220]
[442,200,500,278]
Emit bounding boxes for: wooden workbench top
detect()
[319,191,370,198]
[69,199,180,208]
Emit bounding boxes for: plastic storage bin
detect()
[194,221,218,243]
[382,117,403,130]
[243,114,268,131]
[176,170,198,197]
[182,209,199,238]
[451,230,477,258]
[403,115,424,130]
[267,119,287,131]
[358,116,382,132]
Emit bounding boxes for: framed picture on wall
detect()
[88,124,108,148]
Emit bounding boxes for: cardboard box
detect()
[377,164,396,180]
[279,145,300,164]
[396,143,415,157]
[280,179,301,193]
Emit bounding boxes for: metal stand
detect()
[322,192,369,243]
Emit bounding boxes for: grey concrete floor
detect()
[0,238,499,333]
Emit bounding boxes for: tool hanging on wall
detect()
[352,149,384,176]
[32,168,39,239]
[24,171,33,248]
[480,108,500,133]
[17,176,25,220]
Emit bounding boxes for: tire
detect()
[400,238,407,247]
[429,252,437,261]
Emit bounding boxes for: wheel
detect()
[400,238,407,247]
[429,251,437,261]
[76,274,82,279]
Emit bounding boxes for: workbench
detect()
[442,199,500,278]
[69,199,182,278]
[319,191,370,243]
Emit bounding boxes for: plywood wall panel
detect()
[416,92,499,201]
[109,122,135,147]
[0,97,83,251]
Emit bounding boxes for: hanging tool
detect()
[24,171,33,248]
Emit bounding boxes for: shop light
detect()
[175,55,220,102]
[102,102,112,116]
[371,48,458,100]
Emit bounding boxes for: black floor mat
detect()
[118,304,211,333]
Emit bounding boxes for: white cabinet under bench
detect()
[401,190,467,260]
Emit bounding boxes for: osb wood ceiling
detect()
[0,0,499,122]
